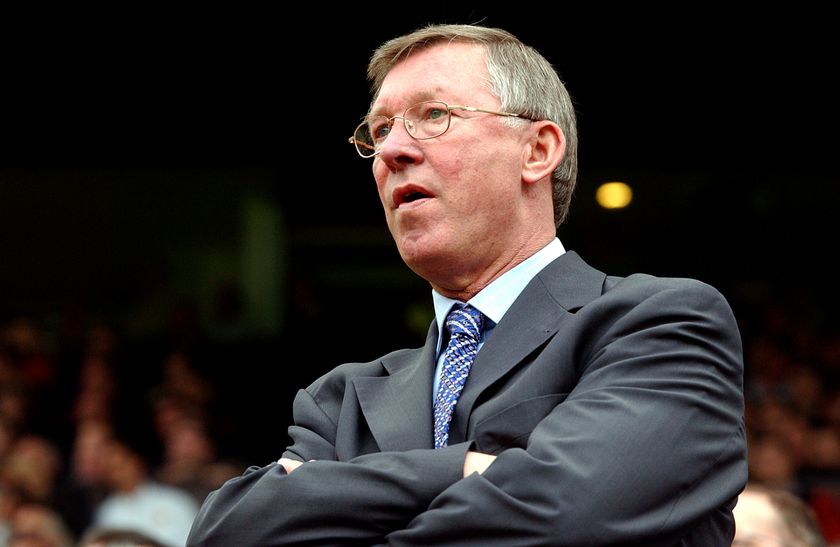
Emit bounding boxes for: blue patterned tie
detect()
[433,304,484,449]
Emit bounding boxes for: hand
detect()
[278,457,304,474]
[463,451,496,477]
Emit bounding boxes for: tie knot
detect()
[445,305,484,341]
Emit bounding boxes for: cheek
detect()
[372,162,389,203]
[434,156,464,186]
[443,146,516,205]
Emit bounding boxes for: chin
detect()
[399,246,461,286]
[398,246,434,275]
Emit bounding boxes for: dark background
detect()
[1,5,838,462]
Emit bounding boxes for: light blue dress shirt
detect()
[431,238,566,399]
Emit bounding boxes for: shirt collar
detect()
[432,238,566,348]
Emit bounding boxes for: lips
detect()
[393,184,434,208]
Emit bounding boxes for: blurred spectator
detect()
[787,366,826,420]
[157,351,213,411]
[53,419,113,537]
[76,357,115,422]
[0,383,29,434]
[69,420,113,489]
[6,503,74,547]
[1,436,62,505]
[147,351,213,448]
[0,414,19,462]
[155,415,238,504]
[733,483,826,546]
[805,428,840,470]
[1,318,54,391]
[822,391,840,430]
[748,435,802,493]
[0,481,23,545]
[90,437,198,547]
[0,318,61,439]
[79,527,168,547]
[72,355,116,424]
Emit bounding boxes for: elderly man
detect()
[188,24,746,546]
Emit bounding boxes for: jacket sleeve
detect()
[383,280,747,546]
[189,279,746,546]
[186,384,472,547]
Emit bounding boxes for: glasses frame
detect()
[348,100,531,158]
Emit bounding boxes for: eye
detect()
[410,102,448,124]
[369,118,391,140]
[426,108,446,121]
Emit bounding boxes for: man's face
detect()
[370,42,530,292]
[732,490,791,546]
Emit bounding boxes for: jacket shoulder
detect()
[602,272,733,309]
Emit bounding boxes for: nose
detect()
[376,118,424,172]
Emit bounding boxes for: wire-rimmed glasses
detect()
[348,100,530,158]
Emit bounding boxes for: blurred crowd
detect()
[0,311,245,547]
[0,285,838,545]
[740,290,840,543]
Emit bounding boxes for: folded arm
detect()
[189,279,746,546]
[187,384,474,546]
[384,280,747,545]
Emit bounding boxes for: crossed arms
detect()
[187,277,747,546]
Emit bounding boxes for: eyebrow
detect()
[369,89,445,117]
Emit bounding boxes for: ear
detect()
[521,121,565,185]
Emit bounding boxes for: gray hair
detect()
[368,24,578,227]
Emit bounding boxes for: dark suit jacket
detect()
[188,252,747,546]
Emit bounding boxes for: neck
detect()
[431,231,555,301]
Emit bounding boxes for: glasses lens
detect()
[404,101,450,139]
[353,122,378,157]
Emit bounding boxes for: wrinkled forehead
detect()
[370,42,495,116]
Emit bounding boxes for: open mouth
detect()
[394,185,433,207]
[403,191,428,203]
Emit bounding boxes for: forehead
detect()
[371,42,496,115]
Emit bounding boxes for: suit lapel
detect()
[449,252,606,443]
[352,323,438,452]
[350,252,606,452]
